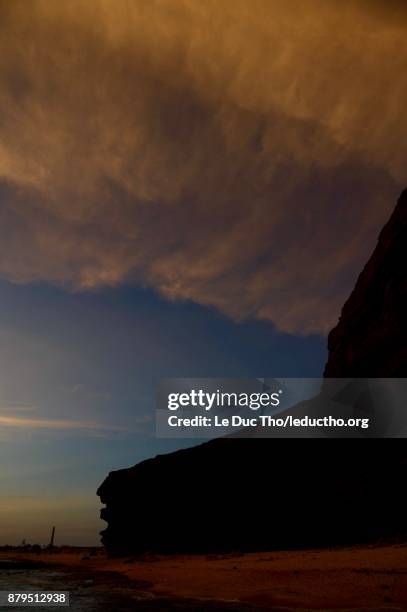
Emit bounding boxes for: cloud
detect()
[0,0,406,333]
[0,413,124,432]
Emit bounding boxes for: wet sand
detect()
[1,543,407,610]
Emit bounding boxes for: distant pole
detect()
[50,526,55,548]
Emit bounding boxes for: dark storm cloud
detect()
[351,0,407,25]
[0,0,406,333]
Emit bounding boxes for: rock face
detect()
[325,189,407,377]
[97,191,407,555]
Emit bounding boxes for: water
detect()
[0,560,249,611]
[0,563,107,611]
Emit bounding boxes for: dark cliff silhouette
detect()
[97,191,407,556]
[325,189,407,377]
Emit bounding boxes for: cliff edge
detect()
[325,189,407,376]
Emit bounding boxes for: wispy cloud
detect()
[0,403,38,414]
[0,414,124,432]
[0,1,405,333]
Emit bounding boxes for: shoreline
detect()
[1,542,407,610]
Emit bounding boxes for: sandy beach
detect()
[1,543,406,610]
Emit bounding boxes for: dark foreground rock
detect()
[98,191,407,555]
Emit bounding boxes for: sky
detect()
[0,280,325,545]
[0,0,406,544]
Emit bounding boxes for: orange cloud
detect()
[0,0,405,333]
